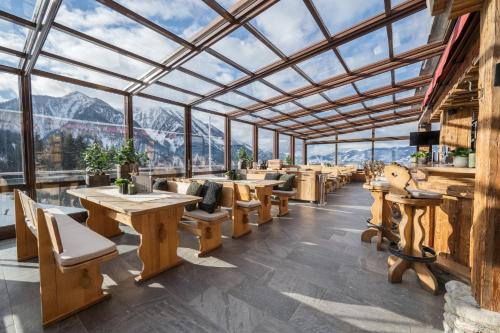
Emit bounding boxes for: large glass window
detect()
[257,128,274,162]
[133,97,185,175]
[32,76,126,205]
[0,72,23,186]
[337,142,372,167]
[307,144,335,164]
[191,111,225,173]
[374,140,415,164]
[231,121,253,168]
[295,139,304,165]
[279,134,291,161]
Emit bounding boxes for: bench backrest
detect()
[16,190,38,235]
[168,180,234,209]
[16,190,64,255]
[384,163,412,197]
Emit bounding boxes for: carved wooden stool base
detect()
[385,193,442,295]
[361,184,399,251]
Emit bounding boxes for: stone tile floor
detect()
[0,183,445,333]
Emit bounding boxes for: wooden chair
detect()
[271,188,297,216]
[15,190,118,326]
[383,164,443,294]
[232,184,261,238]
[175,181,232,257]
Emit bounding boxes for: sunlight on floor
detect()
[282,292,436,332]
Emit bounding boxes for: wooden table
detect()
[68,186,201,282]
[192,178,284,225]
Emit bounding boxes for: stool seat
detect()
[371,180,390,188]
[406,188,442,200]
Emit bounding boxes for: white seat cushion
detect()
[176,182,190,195]
[272,189,297,197]
[407,188,443,200]
[236,200,261,208]
[183,209,229,222]
[371,180,390,188]
[46,210,116,267]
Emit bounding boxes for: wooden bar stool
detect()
[361,181,399,250]
[384,164,443,294]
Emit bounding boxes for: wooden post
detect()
[303,143,308,165]
[124,94,133,140]
[224,117,231,171]
[273,131,279,159]
[291,136,295,165]
[471,0,500,312]
[253,125,258,163]
[335,134,338,165]
[184,107,192,178]
[371,129,375,161]
[19,74,36,199]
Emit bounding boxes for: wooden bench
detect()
[233,184,261,238]
[15,190,118,327]
[167,181,232,256]
[271,189,296,216]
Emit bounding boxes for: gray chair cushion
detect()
[183,209,229,222]
[407,188,443,200]
[199,182,223,214]
[272,189,297,197]
[264,173,281,181]
[185,182,203,211]
[45,209,116,267]
[276,174,295,191]
[236,200,261,208]
[153,178,169,191]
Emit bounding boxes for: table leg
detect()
[255,186,273,225]
[80,199,123,238]
[131,207,184,282]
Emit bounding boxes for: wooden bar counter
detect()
[411,164,475,281]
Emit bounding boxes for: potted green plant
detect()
[449,147,471,168]
[81,142,112,187]
[237,147,249,170]
[112,139,148,180]
[284,154,292,166]
[411,151,429,164]
[115,178,130,194]
[225,169,236,180]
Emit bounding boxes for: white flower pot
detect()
[453,156,468,168]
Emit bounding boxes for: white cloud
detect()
[253,0,323,55]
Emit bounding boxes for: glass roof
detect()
[312,0,385,35]
[263,68,309,92]
[181,51,245,84]
[113,0,221,41]
[251,0,323,55]
[55,0,180,63]
[211,27,280,72]
[338,28,389,70]
[0,19,29,51]
[297,50,345,83]
[0,0,37,21]
[324,84,357,101]
[159,69,218,95]
[0,0,448,139]
[355,71,392,92]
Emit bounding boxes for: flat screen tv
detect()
[409,131,440,146]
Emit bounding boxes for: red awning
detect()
[421,14,471,110]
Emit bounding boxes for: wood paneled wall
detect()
[471,0,500,312]
[439,108,473,149]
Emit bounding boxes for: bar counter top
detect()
[409,164,476,176]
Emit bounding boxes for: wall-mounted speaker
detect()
[495,63,500,87]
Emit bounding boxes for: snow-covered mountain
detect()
[0,91,229,173]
